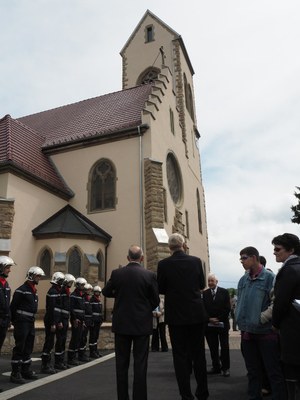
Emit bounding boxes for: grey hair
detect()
[207,273,218,281]
[168,233,185,251]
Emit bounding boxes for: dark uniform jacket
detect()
[90,295,103,324]
[60,286,71,321]
[0,278,11,325]
[157,250,207,326]
[83,294,93,327]
[70,288,85,323]
[10,282,38,323]
[102,262,159,336]
[44,284,62,326]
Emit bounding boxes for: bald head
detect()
[128,245,144,262]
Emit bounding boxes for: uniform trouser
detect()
[0,321,9,350]
[79,323,90,352]
[11,320,35,366]
[115,333,150,400]
[241,335,287,400]
[68,321,83,359]
[205,327,230,371]
[42,322,67,362]
[168,323,209,400]
[151,322,168,351]
[89,322,101,352]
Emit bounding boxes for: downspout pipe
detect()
[103,241,110,321]
[138,125,144,252]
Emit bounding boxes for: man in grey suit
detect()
[102,245,159,400]
[157,233,209,400]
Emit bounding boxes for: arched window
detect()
[184,73,195,121]
[166,152,183,206]
[68,247,82,277]
[89,159,116,212]
[196,189,203,234]
[39,247,52,278]
[97,251,104,281]
[137,67,160,85]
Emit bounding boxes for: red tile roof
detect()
[0,85,152,198]
[18,85,152,148]
[0,114,73,198]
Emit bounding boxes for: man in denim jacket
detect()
[236,246,287,400]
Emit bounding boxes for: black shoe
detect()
[89,352,100,359]
[78,355,90,362]
[40,365,56,374]
[222,369,230,377]
[161,348,169,352]
[10,372,26,384]
[207,368,221,375]
[54,362,68,370]
[67,359,79,366]
[21,370,38,380]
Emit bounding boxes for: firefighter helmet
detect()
[0,256,16,276]
[50,271,65,285]
[26,266,45,282]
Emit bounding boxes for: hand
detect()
[50,325,56,332]
[57,322,63,330]
[73,319,79,328]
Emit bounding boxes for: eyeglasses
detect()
[274,247,283,253]
[240,256,250,261]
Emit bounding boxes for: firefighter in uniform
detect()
[55,273,75,370]
[40,271,65,374]
[67,277,87,366]
[10,266,45,384]
[89,285,103,358]
[78,283,93,362]
[0,256,16,391]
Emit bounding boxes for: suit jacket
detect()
[202,286,231,329]
[102,262,159,336]
[157,250,207,326]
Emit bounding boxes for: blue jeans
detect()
[241,334,287,400]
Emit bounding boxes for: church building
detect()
[0,10,210,315]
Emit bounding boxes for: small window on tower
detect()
[145,25,154,42]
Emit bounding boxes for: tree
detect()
[291,186,300,224]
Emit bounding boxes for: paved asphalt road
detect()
[0,348,256,400]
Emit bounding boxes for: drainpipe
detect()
[138,125,144,252]
[103,241,110,321]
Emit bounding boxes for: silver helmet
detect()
[84,283,93,291]
[63,273,75,286]
[75,277,87,288]
[0,256,16,276]
[26,266,45,284]
[93,285,102,293]
[50,271,65,285]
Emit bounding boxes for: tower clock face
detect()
[166,153,183,205]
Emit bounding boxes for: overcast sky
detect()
[1,0,300,288]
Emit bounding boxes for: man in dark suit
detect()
[202,274,231,377]
[157,233,209,400]
[102,245,159,400]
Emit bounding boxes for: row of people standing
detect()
[235,233,300,400]
[0,257,103,388]
[41,273,103,374]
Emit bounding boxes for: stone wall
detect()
[0,198,15,252]
[144,159,170,272]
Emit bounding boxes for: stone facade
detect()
[144,159,170,272]
[0,199,15,253]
